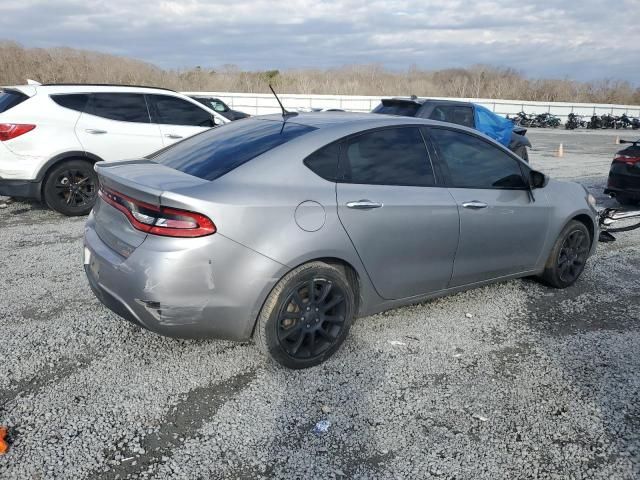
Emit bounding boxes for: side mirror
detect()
[529,170,548,189]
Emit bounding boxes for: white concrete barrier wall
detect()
[183,91,640,124]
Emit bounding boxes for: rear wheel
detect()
[254,262,355,369]
[43,159,98,216]
[540,220,591,288]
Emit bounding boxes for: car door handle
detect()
[346,200,383,209]
[164,133,183,139]
[462,201,488,209]
[85,129,107,135]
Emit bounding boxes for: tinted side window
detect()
[429,128,526,189]
[430,105,474,128]
[153,119,316,181]
[0,90,28,113]
[148,95,213,127]
[51,94,89,112]
[88,93,150,123]
[304,143,340,181]
[342,127,435,187]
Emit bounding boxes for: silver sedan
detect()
[84,113,598,368]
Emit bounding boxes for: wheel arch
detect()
[571,213,596,247]
[249,256,364,340]
[37,151,104,200]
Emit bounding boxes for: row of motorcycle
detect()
[508,111,640,130]
[564,113,640,130]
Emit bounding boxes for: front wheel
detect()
[43,159,98,216]
[540,220,591,288]
[254,262,355,369]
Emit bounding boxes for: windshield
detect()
[152,119,316,181]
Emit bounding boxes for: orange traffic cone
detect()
[556,143,564,157]
[0,426,8,455]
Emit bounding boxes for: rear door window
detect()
[304,143,340,181]
[152,119,316,181]
[340,127,435,186]
[51,94,90,112]
[0,90,28,113]
[429,105,474,128]
[87,93,150,123]
[148,95,214,127]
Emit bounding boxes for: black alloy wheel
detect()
[556,229,590,284]
[276,277,347,359]
[43,160,98,216]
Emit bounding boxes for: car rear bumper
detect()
[0,177,41,199]
[83,214,287,341]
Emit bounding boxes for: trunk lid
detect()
[93,160,210,256]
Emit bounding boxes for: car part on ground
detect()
[598,207,640,242]
[604,139,640,206]
[0,84,230,215]
[84,112,597,368]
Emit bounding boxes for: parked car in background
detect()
[0,84,229,215]
[84,112,597,369]
[188,95,250,121]
[604,139,640,205]
[372,97,532,161]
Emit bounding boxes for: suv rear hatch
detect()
[93,160,211,257]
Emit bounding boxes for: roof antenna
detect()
[269,84,297,119]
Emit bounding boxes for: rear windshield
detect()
[152,119,316,181]
[0,90,28,113]
[372,101,420,117]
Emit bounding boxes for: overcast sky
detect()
[1,0,638,82]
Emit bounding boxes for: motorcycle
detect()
[565,113,586,130]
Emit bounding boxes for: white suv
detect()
[0,84,230,215]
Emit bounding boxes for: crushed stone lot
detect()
[1,129,639,479]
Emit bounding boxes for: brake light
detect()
[98,187,216,238]
[614,155,640,166]
[0,123,36,141]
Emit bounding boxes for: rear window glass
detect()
[372,101,420,117]
[152,119,316,181]
[0,90,28,113]
[51,94,90,112]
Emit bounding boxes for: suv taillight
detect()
[0,123,36,141]
[98,187,216,238]
[614,155,640,166]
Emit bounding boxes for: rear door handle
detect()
[164,133,183,139]
[346,200,383,209]
[462,201,488,209]
[85,129,107,135]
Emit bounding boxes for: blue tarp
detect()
[474,104,513,147]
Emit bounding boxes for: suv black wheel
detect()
[43,159,98,216]
[254,261,355,369]
[540,220,591,288]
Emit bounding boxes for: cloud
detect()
[0,0,637,82]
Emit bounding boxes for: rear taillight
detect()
[614,155,640,166]
[0,123,36,141]
[98,187,216,238]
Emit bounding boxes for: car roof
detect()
[254,111,473,133]
[383,97,474,107]
[4,84,181,95]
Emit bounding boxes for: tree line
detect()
[1,42,638,105]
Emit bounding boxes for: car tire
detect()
[254,261,355,369]
[515,145,529,163]
[540,220,591,289]
[43,159,98,216]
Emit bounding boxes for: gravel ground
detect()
[1,129,639,479]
